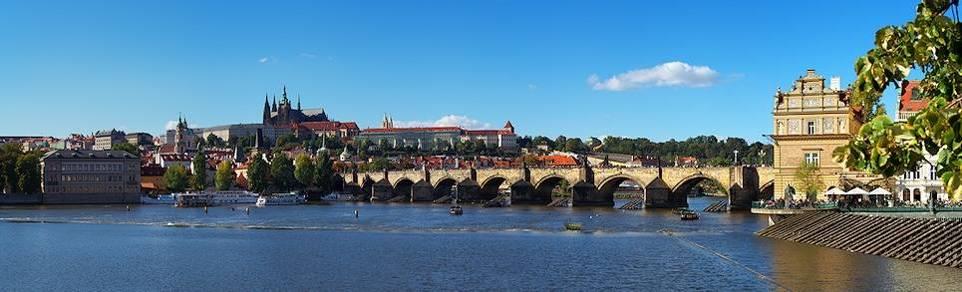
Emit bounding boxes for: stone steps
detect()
[758,212,962,269]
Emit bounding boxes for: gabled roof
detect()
[899,80,927,113]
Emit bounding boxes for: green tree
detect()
[564,138,588,153]
[164,164,189,193]
[15,153,40,194]
[794,162,825,201]
[270,155,296,192]
[214,160,234,191]
[315,151,335,195]
[247,157,270,193]
[0,143,22,193]
[834,0,962,200]
[111,142,140,157]
[191,152,208,190]
[206,133,226,148]
[294,154,315,189]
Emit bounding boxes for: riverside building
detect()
[771,69,877,200]
[40,150,141,204]
[894,80,947,203]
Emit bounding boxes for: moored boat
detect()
[174,191,259,208]
[564,222,583,231]
[141,194,176,205]
[680,212,700,220]
[256,192,306,206]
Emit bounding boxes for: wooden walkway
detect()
[757,211,962,268]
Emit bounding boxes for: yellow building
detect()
[771,69,872,200]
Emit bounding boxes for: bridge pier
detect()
[411,181,435,202]
[371,180,394,201]
[456,180,482,202]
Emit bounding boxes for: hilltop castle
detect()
[262,86,330,126]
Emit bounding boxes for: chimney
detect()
[830,76,841,91]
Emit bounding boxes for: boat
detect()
[449,205,463,215]
[141,194,176,205]
[672,208,692,215]
[174,191,259,208]
[256,192,307,206]
[680,212,700,220]
[564,222,583,231]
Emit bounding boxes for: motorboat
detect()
[680,212,700,220]
[564,222,583,231]
[449,205,463,215]
[256,192,307,206]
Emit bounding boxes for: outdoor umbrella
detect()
[825,187,846,196]
[868,188,891,196]
[844,187,869,196]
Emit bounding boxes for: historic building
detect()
[355,115,518,151]
[895,80,947,203]
[93,129,126,150]
[771,69,874,200]
[263,86,329,126]
[162,86,357,149]
[40,150,141,203]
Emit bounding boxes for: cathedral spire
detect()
[297,94,301,111]
[272,95,277,112]
[263,94,271,123]
[282,85,288,103]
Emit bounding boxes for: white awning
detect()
[868,188,892,195]
[825,187,846,195]
[844,187,869,195]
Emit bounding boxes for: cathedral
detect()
[262,86,329,126]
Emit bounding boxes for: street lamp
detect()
[733,150,739,165]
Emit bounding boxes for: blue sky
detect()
[0,1,916,142]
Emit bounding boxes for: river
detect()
[0,197,958,291]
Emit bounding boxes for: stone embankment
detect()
[757,211,962,268]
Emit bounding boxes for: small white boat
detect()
[256,192,307,206]
[174,191,259,208]
[141,194,176,205]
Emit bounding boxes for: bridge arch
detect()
[596,175,647,203]
[671,173,727,197]
[759,180,775,200]
[433,177,459,199]
[480,175,510,198]
[393,178,415,199]
[533,175,572,203]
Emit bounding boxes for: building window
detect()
[804,152,820,166]
[930,166,937,180]
[807,121,816,135]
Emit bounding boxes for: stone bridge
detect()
[339,165,774,209]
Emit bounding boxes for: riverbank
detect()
[757,211,962,269]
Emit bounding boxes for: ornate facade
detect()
[771,69,872,199]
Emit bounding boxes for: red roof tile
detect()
[899,81,928,112]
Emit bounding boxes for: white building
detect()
[895,81,947,204]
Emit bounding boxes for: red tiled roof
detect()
[539,155,577,167]
[899,81,927,112]
[363,127,462,134]
[298,121,360,131]
[464,129,512,136]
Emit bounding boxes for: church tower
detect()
[262,94,271,124]
[174,114,188,155]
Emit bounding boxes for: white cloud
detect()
[164,120,200,130]
[394,115,492,129]
[527,84,538,90]
[588,61,719,91]
[258,56,275,64]
[299,52,317,59]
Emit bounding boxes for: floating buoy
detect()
[354,209,359,219]
[204,206,208,214]
[245,207,250,215]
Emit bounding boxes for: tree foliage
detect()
[270,155,296,192]
[315,151,335,195]
[834,0,962,200]
[15,153,41,194]
[112,142,140,157]
[215,160,234,191]
[0,143,23,193]
[164,164,189,193]
[191,152,208,190]
[794,162,825,201]
[294,154,315,188]
[247,156,270,193]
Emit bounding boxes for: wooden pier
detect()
[757,211,962,268]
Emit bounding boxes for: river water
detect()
[0,197,959,291]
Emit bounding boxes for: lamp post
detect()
[733,150,739,165]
